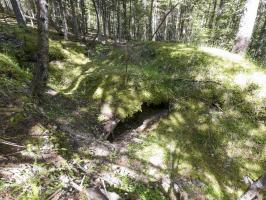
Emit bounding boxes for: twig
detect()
[47,188,62,200]
[101,178,109,200]
[170,77,221,85]
[80,175,86,187]
[69,179,91,200]
[0,139,25,148]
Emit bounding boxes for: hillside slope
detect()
[0,19,266,199]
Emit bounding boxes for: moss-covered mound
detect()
[46,41,266,199]
[0,17,265,199]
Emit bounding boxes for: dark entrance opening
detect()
[108,102,169,142]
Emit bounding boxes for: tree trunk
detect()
[232,0,260,54]
[255,17,266,56]
[148,0,155,40]
[80,0,86,38]
[70,0,79,39]
[58,0,68,40]
[91,0,100,41]
[178,5,185,40]
[0,0,4,11]
[215,0,225,27]
[32,0,49,99]
[122,0,127,40]
[102,0,107,40]
[128,0,132,39]
[208,0,217,29]
[117,0,121,42]
[29,0,36,14]
[10,0,26,26]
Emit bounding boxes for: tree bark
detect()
[32,0,49,99]
[232,0,260,54]
[10,0,26,26]
[215,0,225,27]
[58,0,68,40]
[122,0,128,40]
[70,0,79,39]
[117,0,121,42]
[80,0,86,37]
[255,17,266,56]
[148,0,155,40]
[91,0,100,42]
[178,4,185,40]
[208,0,217,29]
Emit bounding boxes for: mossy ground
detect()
[0,16,266,199]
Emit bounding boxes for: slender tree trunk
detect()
[122,0,127,40]
[0,1,4,11]
[102,0,107,40]
[255,17,266,56]
[208,0,217,29]
[107,11,111,38]
[58,0,68,40]
[151,0,157,41]
[91,0,100,41]
[215,0,225,27]
[128,0,132,39]
[117,0,121,42]
[32,0,49,99]
[232,0,260,54]
[10,0,26,26]
[70,0,79,39]
[80,0,86,38]
[29,0,36,14]
[178,5,185,40]
[148,0,155,40]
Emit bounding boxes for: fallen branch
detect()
[47,188,62,200]
[239,173,266,200]
[0,107,23,113]
[170,77,222,85]
[151,2,179,40]
[69,179,91,200]
[0,138,25,148]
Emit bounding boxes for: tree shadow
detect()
[127,84,266,199]
[58,42,266,199]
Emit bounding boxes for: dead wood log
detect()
[239,173,266,200]
[0,138,25,148]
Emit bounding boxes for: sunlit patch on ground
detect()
[234,72,266,98]
[200,46,244,63]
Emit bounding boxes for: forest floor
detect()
[0,15,266,200]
